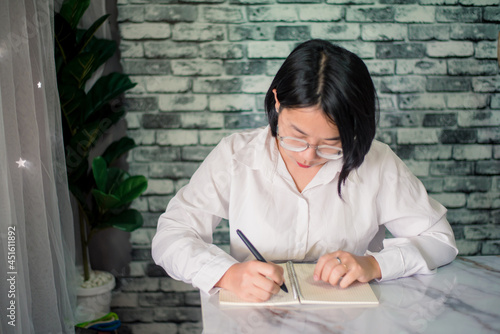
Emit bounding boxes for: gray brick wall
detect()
[113,0,499,332]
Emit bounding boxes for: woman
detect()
[152,39,458,303]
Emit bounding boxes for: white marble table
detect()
[200,256,500,334]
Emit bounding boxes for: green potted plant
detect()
[54,0,147,323]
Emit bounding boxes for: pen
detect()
[236,229,289,293]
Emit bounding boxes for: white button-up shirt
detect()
[152,126,458,295]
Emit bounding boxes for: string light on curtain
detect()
[15,158,27,168]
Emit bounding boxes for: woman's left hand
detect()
[313,251,382,288]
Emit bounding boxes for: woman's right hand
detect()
[215,261,285,302]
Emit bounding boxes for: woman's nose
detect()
[302,145,318,161]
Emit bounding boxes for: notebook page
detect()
[292,263,379,305]
[219,263,299,306]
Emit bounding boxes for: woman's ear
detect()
[272,89,280,113]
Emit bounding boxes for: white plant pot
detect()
[75,271,115,324]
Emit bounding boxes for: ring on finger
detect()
[336,257,342,264]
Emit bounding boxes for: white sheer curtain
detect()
[0,0,77,333]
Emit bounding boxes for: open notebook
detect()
[219,261,379,306]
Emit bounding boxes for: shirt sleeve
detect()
[367,146,458,281]
[151,138,239,295]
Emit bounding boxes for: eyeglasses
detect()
[277,129,343,160]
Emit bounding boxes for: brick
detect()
[492,94,500,109]
[361,24,406,41]
[159,95,208,112]
[179,322,203,334]
[122,59,171,75]
[483,241,500,255]
[376,130,396,145]
[495,146,500,159]
[275,26,311,40]
[430,161,474,175]
[378,112,420,128]
[447,208,490,225]
[160,278,197,292]
[193,77,243,93]
[125,323,177,334]
[130,228,156,245]
[128,129,156,145]
[203,7,245,23]
[228,24,273,41]
[472,77,500,93]
[247,6,298,22]
[149,195,174,212]
[172,24,225,42]
[337,41,376,59]
[180,113,224,129]
[455,239,481,256]
[394,6,435,23]
[157,129,198,146]
[144,41,199,59]
[126,112,141,129]
[120,41,144,58]
[121,277,160,292]
[111,292,139,308]
[453,145,492,160]
[247,41,295,58]
[327,0,375,3]
[298,6,342,21]
[230,0,272,3]
[460,0,498,5]
[142,113,182,129]
[422,113,456,127]
[467,193,500,209]
[201,43,245,59]
[398,94,446,110]
[426,77,470,92]
[171,60,223,76]
[115,307,154,322]
[241,76,273,93]
[181,146,215,161]
[142,76,190,93]
[420,177,444,193]
[120,23,171,39]
[128,163,149,178]
[458,111,500,127]
[484,7,500,22]
[478,129,500,144]
[225,60,267,75]
[209,94,255,111]
[397,128,439,144]
[311,24,361,41]
[365,60,394,76]
[476,161,500,175]
[141,212,163,228]
[133,147,180,162]
[376,43,426,59]
[430,193,466,208]
[117,5,145,22]
[475,41,498,60]
[145,5,197,22]
[345,6,394,22]
[149,162,201,178]
[125,97,159,111]
[447,60,499,76]
[175,179,190,193]
[403,160,430,177]
[439,129,478,144]
[427,41,474,57]
[435,7,481,22]
[396,59,447,75]
[413,145,452,160]
[380,76,425,93]
[450,24,498,41]
[130,196,148,211]
[408,24,449,41]
[444,176,491,193]
[446,94,489,110]
[154,307,202,322]
[199,130,237,145]
[225,113,268,128]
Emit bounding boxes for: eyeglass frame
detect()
[276,127,343,160]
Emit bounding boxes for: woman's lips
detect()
[297,162,311,168]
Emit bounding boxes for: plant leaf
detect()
[54,13,76,64]
[105,167,128,194]
[59,52,96,88]
[58,85,86,133]
[77,14,110,55]
[102,137,136,165]
[84,37,116,73]
[92,157,108,192]
[100,209,143,232]
[84,73,136,122]
[113,176,148,206]
[91,189,121,210]
[59,0,91,30]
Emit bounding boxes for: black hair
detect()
[264,39,378,197]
